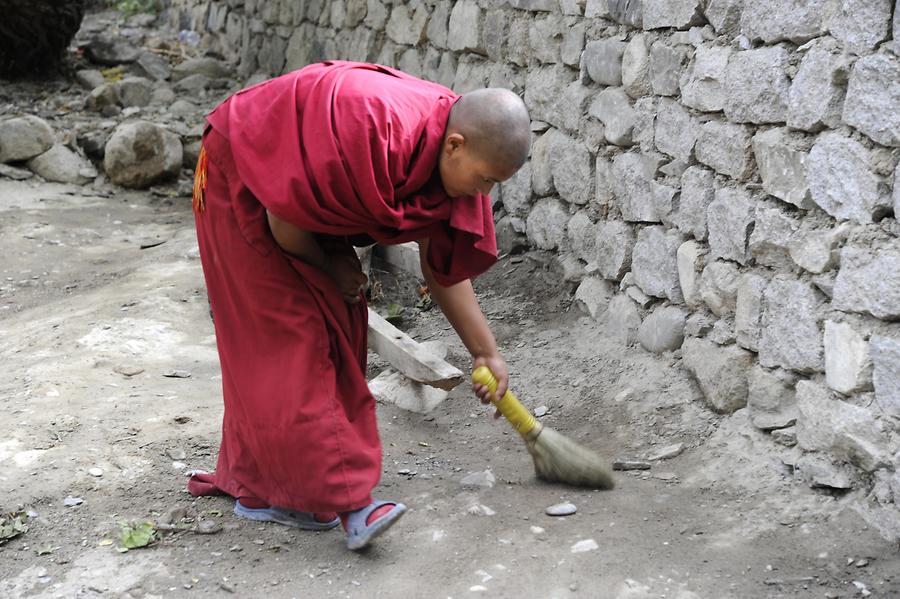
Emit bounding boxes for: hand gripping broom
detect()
[472,366,615,489]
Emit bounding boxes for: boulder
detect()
[759,276,824,373]
[593,221,635,281]
[679,45,730,112]
[751,128,813,209]
[0,115,54,163]
[171,56,230,82]
[707,187,755,265]
[526,198,569,251]
[833,246,900,320]
[787,39,851,132]
[870,334,900,417]
[747,366,798,430]
[695,120,754,181]
[26,144,96,185]
[103,121,183,189]
[682,337,755,414]
[824,320,873,395]
[583,39,626,86]
[724,46,791,124]
[589,87,636,146]
[842,53,900,147]
[632,226,684,303]
[638,306,687,353]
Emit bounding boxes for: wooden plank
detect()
[367,307,463,391]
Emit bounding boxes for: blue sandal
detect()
[234,500,340,531]
[343,500,407,550]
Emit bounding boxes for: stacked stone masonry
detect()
[170,0,900,531]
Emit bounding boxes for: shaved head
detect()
[446,88,531,170]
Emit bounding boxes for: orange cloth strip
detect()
[192,145,208,213]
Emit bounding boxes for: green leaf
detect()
[385,303,404,324]
[118,521,156,550]
[0,512,28,544]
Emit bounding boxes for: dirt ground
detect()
[1,7,899,596]
[1,176,899,599]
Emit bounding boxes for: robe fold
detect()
[190,61,496,512]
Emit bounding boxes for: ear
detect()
[444,132,466,155]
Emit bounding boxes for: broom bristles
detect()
[527,426,615,490]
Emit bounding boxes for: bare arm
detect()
[267,210,366,303]
[418,238,508,403]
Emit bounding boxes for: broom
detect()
[472,366,615,490]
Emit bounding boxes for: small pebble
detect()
[570,539,598,553]
[163,369,191,378]
[530,526,545,535]
[855,559,869,567]
[647,442,685,461]
[545,502,577,517]
[88,468,103,477]
[63,496,83,507]
[533,405,549,417]
[460,470,495,488]
[613,460,651,471]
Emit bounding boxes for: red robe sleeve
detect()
[205,61,497,286]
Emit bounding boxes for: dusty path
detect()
[1,180,898,598]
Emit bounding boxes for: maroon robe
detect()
[190,61,496,512]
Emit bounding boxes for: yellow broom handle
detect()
[471,366,537,438]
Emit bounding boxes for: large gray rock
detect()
[495,215,527,255]
[740,0,829,43]
[507,0,557,10]
[524,66,581,132]
[26,145,96,185]
[707,187,755,265]
[735,273,767,352]
[650,42,691,97]
[611,152,663,222]
[699,260,740,317]
[842,53,900,147]
[759,276,824,373]
[115,77,153,108]
[695,120,754,181]
[530,129,557,196]
[75,69,106,90]
[748,366,798,430]
[748,205,798,270]
[526,198,569,250]
[752,128,813,210]
[795,380,889,472]
[585,0,610,18]
[704,0,743,35]
[651,181,678,227]
[500,162,532,218]
[632,226,684,302]
[638,306,687,353]
[677,240,704,308]
[589,88,636,146]
[529,15,563,64]
[824,320,873,395]
[171,57,230,82]
[682,337,755,414]
[631,97,658,152]
[622,34,652,98]
[833,246,900,320]
[84,36,141,65]
[583,39,626,86]
[788,224,849,274]
[828,0,893,54]
[870,334,900,417]
[894,162,900,221]
[136,51,172,81]
[679,45,730,112]
[386,3,429,46]
[595,155,614,208]
[807,132,892,223]
[642,0,703,29]
[103,121,182,189]
[787,39,851,132]
[654,98,698,162]
[427,1,451,49]
[85,82,119,113]
[506,18,531,67]
[724,46,791,124]
[568,212,595,263]
[594,221,635,281]
[575,277,615,319]
[601,294,642,345]
[550,133,593,205]
[0,116,54,163]
[561,21,586,67]
[607,0,643,27]
[675,166,715,240]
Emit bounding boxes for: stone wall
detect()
[167,0,900,533]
